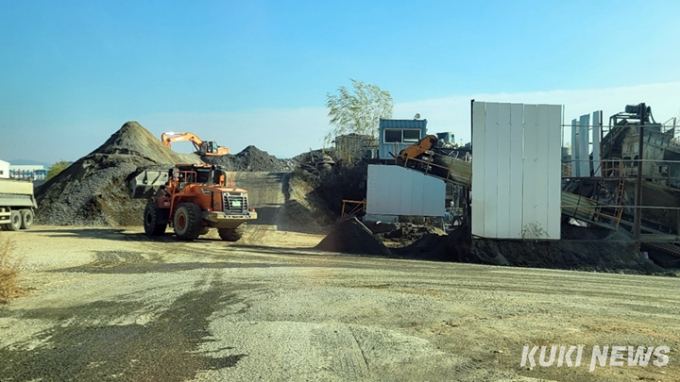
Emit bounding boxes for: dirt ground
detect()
[1,225,679,382]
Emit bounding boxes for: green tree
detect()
[324,79,393,147]
[46,161,70,181]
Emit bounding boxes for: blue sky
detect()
[1,0,680,163]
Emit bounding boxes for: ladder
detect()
[593,160,626,229]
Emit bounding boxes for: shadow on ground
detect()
[0,278,246,382]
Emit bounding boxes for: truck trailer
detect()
[0,178,36,231]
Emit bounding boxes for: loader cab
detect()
[171,165,223,191]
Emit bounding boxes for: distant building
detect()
[0,159,9,179]
[334,133,378,161]
[378,119,428,161]
[9,164,47,181]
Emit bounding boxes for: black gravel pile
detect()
[315,217,392,256]
[36,122,200,226]
[202,145,296,172]
[392,222,667,274]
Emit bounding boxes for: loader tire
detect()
[218,225,246,242]
[144,201,168,236]
[20,209,34,230]
[173,203,203,241]
[7,210,21,231]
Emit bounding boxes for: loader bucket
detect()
[129,170,168,199]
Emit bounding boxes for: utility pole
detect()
[634,103,646,251]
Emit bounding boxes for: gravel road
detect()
[1,225,679,382]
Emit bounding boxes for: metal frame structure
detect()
[561,103,680,246]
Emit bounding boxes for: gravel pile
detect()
[202,146,296,172]
[392,222,666,274]
[36,122,200,226]
[315,217,392,256]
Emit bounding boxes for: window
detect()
[384,129,401,143]
[384,129,421,143]
[403,129,420,143]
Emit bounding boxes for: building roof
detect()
[379,119,428,128]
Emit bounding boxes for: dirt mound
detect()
[375,224,447,248]
[315,218,392,256]
[291,161,368,218]
[36,122,201,226]
[203,146,296,172]
[391,222,666,274]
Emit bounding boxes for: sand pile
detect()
[202,146,296,172]
[36,122,201,226]
[315,217,392,256]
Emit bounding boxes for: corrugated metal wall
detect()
[366,165,445,217]
[471,102,562,239]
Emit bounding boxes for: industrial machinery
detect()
[129,163,257,241]
[0,178,36,231]
[161,132,230,157]
[396,135,440,167]
[396,135,472,185]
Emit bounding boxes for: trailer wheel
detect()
[144,202,167,236]
[173,203,203,241]
[20,209,34,230]
[218,225,246,242]
[7,210,21,231]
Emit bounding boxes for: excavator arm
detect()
[161,132,204,153]
[161,132,230,156]
[397,135,439,165]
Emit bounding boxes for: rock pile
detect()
[36,122,200,226]
[202,146,296,172]
[315,217,392,256]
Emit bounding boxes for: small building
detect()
[0,159,9,179]
[9,165,47,181]
[334,133,378,162]
[378,119,428,161]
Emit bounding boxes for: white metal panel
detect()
[571,119,579,177]
[496,103,512,238]
[422,175,446,216]
[471,101,487,237]
[400,171,414,216]
[547,105,562,239]
[411,173,423,215]
[535,105,552,235]
[592,110,602,177]
[472,102,562,239]
[508,104,524,238]
[366,165,444,217]
[522,105,539,236]
[366,165,380,213]
[578,114,590,176]
[483,103,499,237]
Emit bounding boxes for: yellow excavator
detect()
[396,134,472,185]
[161,132,230,157]
[395,135,442,169]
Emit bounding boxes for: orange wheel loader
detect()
[129,164,257,241]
